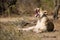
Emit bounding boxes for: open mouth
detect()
[35,13,39,17]
[35,9,40,17]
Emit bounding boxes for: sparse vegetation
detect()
[0,0,60,40]
[0,0,55,17]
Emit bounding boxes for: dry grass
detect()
[0,16,60,40]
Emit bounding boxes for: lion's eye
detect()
[44,12,46,13]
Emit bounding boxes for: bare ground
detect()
[0,16,60,40]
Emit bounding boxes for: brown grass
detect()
[0,16,60,40]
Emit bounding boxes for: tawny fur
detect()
[18,8,54,33]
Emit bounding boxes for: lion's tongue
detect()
[35,13,39,17]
